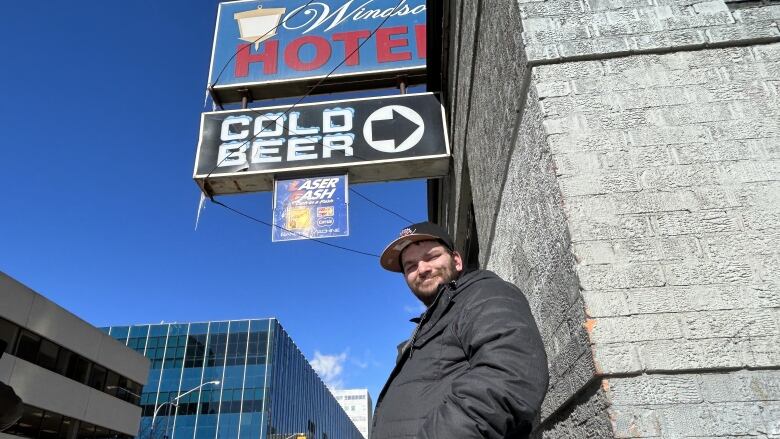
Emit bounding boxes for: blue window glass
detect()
[109,326,130,342]
[103,319,362,439]
[149,324,168,337]
[129,325,150,338]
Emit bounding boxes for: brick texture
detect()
[489,83,595,418]
[539,381,613,438]
[542,44,780,435]
[607,371,780,437]
[535,44,780,370]
[520,0,780,63]
[443,0,780,436]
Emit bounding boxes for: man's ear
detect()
[452,251,464,272]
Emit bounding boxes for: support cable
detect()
[210,198,379,258]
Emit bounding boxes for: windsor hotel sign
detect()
[208,0,427,103]
[194,93,449,195]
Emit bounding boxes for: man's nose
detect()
[418,260,433,275]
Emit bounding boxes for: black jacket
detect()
[371,270,549,439]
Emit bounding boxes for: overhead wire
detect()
[201,0,422,256]
[349,188,413,224]
[210,198,380,258]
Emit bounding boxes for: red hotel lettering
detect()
[235,41,279,76]
[415,24,426,59]
[234,25,427,76]
[285,35,332,71]
[376,26,411,63]
[332,30,371,66]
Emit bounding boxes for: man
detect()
[371,222,549,439]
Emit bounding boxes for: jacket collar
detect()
[407,269,486,324]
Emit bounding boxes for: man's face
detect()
[400,240,463,306]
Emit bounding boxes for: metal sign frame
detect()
[193,92,451,196]
[207,0,427,103]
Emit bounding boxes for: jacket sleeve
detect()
[418,281,549,438]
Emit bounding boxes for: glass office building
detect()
[103,319,362,439]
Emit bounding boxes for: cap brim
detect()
[380,233,441,272]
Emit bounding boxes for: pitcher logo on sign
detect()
[234,8,286,49]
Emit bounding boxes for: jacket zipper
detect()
[408,280,457,359]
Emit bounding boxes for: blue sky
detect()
[0,0,429,405]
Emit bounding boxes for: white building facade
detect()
[332,388,372,439]
[0,272,150,438]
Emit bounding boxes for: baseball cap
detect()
[380,221,455,272]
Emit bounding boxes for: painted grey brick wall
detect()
[441,0,779,437]
[533,44,780,437]
[439,0,482,234]
[536,44,780,377]
[533,43,779,436]
[536,382,613,438]
[607,371,780,437]
[488,81,596,419]
[520,0,780,62]
[457,0,529,264]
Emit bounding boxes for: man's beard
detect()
[409,257,459,306]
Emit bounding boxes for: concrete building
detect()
[331,389,372,439]
[426,0,780,437]
[0,272,150,439]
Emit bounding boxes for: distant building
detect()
[331,389,372,439]
[103,319,362,439]
[0,272,150,438]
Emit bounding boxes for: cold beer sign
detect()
[208,0,427,102]
[193,93,450,195]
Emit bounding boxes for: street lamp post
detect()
[150,380,220,439]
